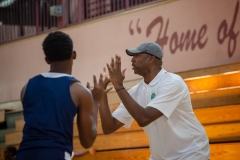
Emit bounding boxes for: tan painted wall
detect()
[0,0,240,103]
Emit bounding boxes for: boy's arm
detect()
[20,83,27,102]
[71,82,98,149]
[91,74,124,134]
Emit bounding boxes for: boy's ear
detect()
[72,51,76,60]
[45,57,50,64]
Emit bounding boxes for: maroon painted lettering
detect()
[179,30,197,51]
[129,20,134,35]
[146,16,208,54]
[146,16,169,50]
[169,25,208,54]
[197,25,208,49]
[129,1,238,58]
[169,32,178,54]
[217,1,239,57]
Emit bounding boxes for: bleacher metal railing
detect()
[0,0,166,44]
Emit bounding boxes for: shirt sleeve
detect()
[112,86,138,128]
[112,102,134,128]
[148,82,184,119]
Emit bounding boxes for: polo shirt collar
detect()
[144,68,166,86]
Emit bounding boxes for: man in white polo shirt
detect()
[95,42,210,160]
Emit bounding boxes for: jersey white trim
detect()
[40,72,73,78]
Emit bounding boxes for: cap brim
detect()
[126,48,142,56]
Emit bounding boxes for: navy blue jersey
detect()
[16,73,78,159]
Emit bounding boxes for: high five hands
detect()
[87,55,126,101]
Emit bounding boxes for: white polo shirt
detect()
[112,68,210,160]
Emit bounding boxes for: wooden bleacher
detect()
[0,111,4,123]
[0,62,240,160]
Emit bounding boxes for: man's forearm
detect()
[115,88,147,126]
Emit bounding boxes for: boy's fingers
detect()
[99,73,103,84]
[93,74,97,86]
[86,82,90,89]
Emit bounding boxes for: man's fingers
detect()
[110,57,114,69]
[122,68,127,77]
[114,55,118,70]
[106,63,111,72]
[116,55,121,71]
[103,67,107,73]
[113,55,122,72]
[103,67,109,78]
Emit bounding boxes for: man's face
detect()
[131,53,151,75]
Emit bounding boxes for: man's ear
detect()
[160,60,163,66]
[45,57,50,64]
[72,51,76,60]
[148,56,155,63]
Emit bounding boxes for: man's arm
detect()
[113,80,183,127]
[106,55,163,127]
[98,93,124,134]
[114,90,163,127]
[71,82,98,148]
